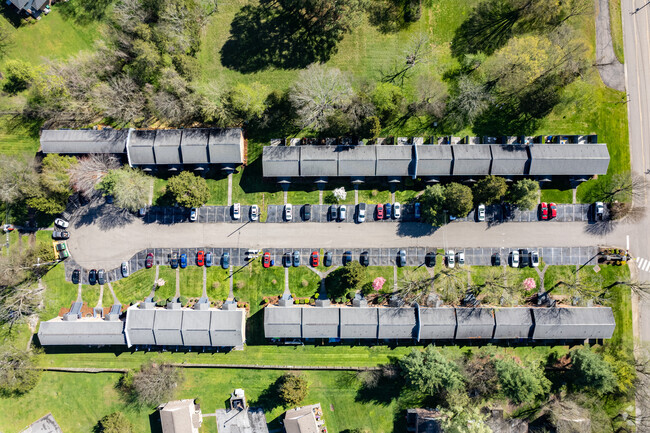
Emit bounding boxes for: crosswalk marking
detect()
[635,257,650,272]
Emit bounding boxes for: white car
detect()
[446,250,455,268]
[531,251,540,267]
[121,262,129,277]
[393,202,401,219]
[284,204,292,221]
[339,205,347,221]
[233,203,241,220]
[358,203,366,223]
[190,208,197,222]
[456,251,465,266]
[54,218,69,229]
[250,205,259,221]
[477,204,486,222]
[511,250,519,268]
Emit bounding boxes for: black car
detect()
[360,251,369,267]
[283,252,292,268]
[502,203,514,220]
[303,204,311,221]
[397,250,406,267]
[324,251,333,267]
[519,249,530,268]
[52,231,69,240]
[329,205,337,221]
[342,251,352,265]
[97,269,106,285]
[89,269,97,285]
[425,252,436,268]
[170,252,179,269]
[492,253,501,266]
[71,269,80,284]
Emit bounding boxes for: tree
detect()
[0,281,44,329]
[96,167,150,212]
[68,154,121,198]
[400,346,465,396]
[167,171,210,208]
[130,362,182,406]
[439,406,492,433]
[327,261,367,299]
[471,267,523,306]
[444,183,473,218]
[448,76,493,128]
[420,184,446,225]
[0,346,41,397]
[473,175,507,205]
[92,75,147,124]
[433,267,467,305]
[464,354,498,399]
[0,155,39,206]
[278,373,309,407]
[3,59,37,94]
[26,154,77,215]
[333,187,347,202]
[289,64,353,131]
[413,73,448,119]
[398,271,435,303]
[228,82,269,122]
[371,82,404,122]
[569,346,616,394]
[507,178,539,210]
[494,358,550,404]
[596,172,644,203]
[94,412,134,433]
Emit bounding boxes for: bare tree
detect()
[398,271,435,303]
[0,155,39,205]
[413,73,448,119]
[129,363,182,406]
[433,267,468,304]
[92,75,146,124]
[0,281,44,330]
[68,154,120,198]
[450,76,493,126]
[0,345,41,397]
[473,267,523,306]
[595,172,645,204]
[381,33,430,86]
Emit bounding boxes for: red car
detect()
[145,253,154,268]
[549,202,557,219]
[197,250,205,266]
[540,202,548,220]
[376,203,384,220]
[263,252,271,268]
[310,251,319,267]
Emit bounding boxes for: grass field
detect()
[609,0,624,63]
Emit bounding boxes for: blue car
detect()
[205,252,213,267]
[221,252,230,269]
[180,254,188,268]
[385,203,392,219]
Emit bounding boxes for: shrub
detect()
[179,296,189,307]
[278,373,309,407]
[129,363,182,406]
[301,279,308,287]
[94,411,134,433]
[3,59,36,94]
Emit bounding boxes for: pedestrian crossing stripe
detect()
[635,257,650,272]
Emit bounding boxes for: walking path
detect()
[227,172,233,206]
[147,178,154,206]
[202,266,208,298]
[319,190,323,205]
[594,0,625,91]
[175,268,180,300]
[354,186,359,205]
[148,266,160,299]
[76,282,82,302]
[228,266,234,300]
[96,285,104,308]
[106,282,119,304]
[284,267,290,296]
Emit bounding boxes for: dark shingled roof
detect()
[262,147,301,177]
[38,319,126,346]
[208,128,244,164]
[300,146,339,177]
[493,308,533,339]
[301,307,340,338]
[125,308,156,345]
[209,310,246,347]
[337,145,377,176]
[528,144,610,176]
[40,129,128,154]
[375,146,412,176]
[418,307,457,340]
[340,308,378,339]
[455,308,495,339]
[489,145,530,175]
[180,309,212,346]
[180,129,210,164]
[264,306,302,338]
[153,309,184,346]
[451,145,492,175]
[127,130,157,165]
[378,308,416,339]
[416,145,453,176]
[153,130,183,165]
[532,307,616,339]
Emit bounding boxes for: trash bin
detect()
[270,259,275,267]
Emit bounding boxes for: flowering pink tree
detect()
[523,278,536,291]
[372,277,386,292]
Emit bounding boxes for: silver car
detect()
[250,205,259,221]
[121,262,129,277]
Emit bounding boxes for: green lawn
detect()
[540,185,574,204]
[40,263,79,320]
[110,268,156,305]
[609,0,624,63]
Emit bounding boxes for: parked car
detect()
[324,251,333,267]
[530,250,540,267]
[170,252,179,269]
[393,202,401,219]
[376,203,384,220]
[492,252,501,266]
[310,251,319,267]
[97,269,106,285]
[358,203,366,223]
[539,202,548,220]
[197,250,205,266]
[446,250,455,268]
[343,251,352,265]
[145,252,154,268]
[385,203,392,219]
[205,252,213,267]
[221,252,230,269]
[595,201,605,220]
[502,202,514,220]
[549,202,557,219]
[89,269,97,285]
[121,262,129,277]
[55,242,67,252]
[360,251,369,267]
[72,269,80,284]
[190,208,197,221]
[425,252,436,268]
[510,250,519,268]
[339,205,347,221]
[139,207,147,217]
[519,249,530,268]
[232,203,241,220]
[397,250,406,267]
[285,204,293,221]
[52,231,69,240]
[414,202,421,220]
[180,253,188,268]
[250,205,259,221]
[59,250,69,259]
[477,204,486,222]
[330,205,338,221]
[456,251,465,266]
[54,218,69,228]
[263,252,271,268]
[303,204,311,221]
[283,252,291,268]
[292,251,300,267]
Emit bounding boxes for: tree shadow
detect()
[0,2,26,28]
[57,0,113,24]
[366,0,419,34]
[74,201,136,230]
[395,221,438,238]
[355,362,404,406]
[220,3,343,73]
[583,220,616,236]
[251,374,285,412]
